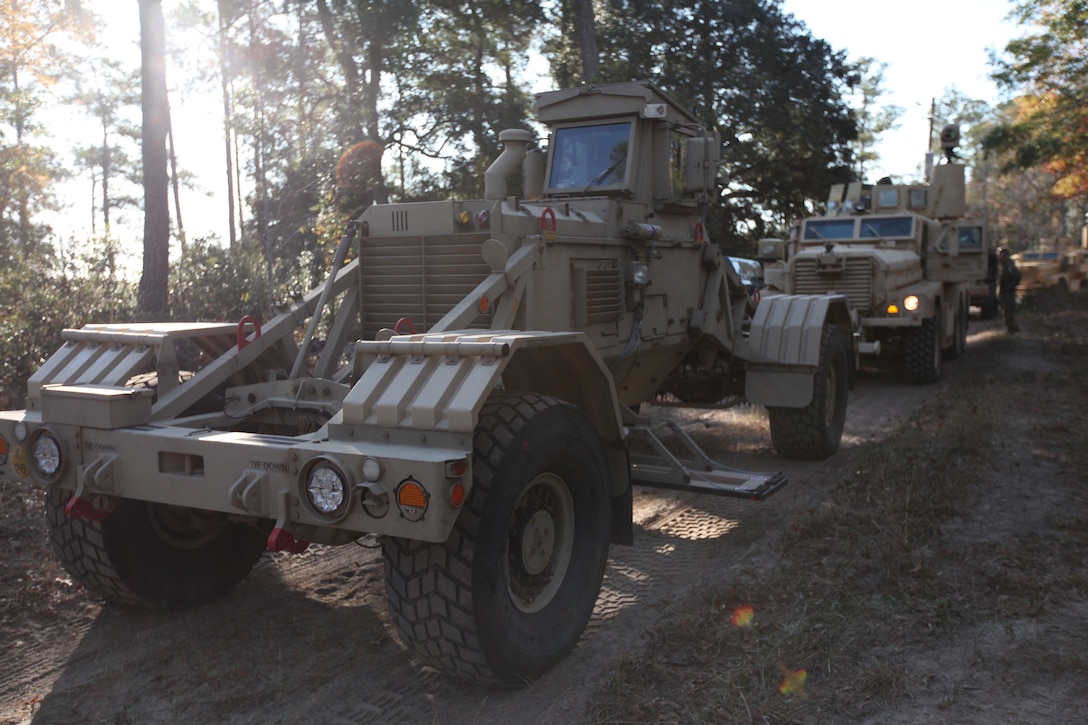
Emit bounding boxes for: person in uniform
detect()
[997,247,1021,333]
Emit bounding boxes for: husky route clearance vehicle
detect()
[764,124,991,384]
[0,81,854,686]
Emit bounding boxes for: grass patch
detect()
[585,293,1088,724]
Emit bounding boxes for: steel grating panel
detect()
[792,257,873,310]
[360,234,491,338]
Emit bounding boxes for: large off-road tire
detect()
[943,299,968,361]
[383,393,612,686]
[767,324,849,461]
[906,309,943,384]
[46,488,268,609]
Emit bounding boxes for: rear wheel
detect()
[47,489,268,609]
[906,309,943,384]
[768,324,849,460]
[383,393,612,686]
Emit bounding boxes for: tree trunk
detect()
[217,0,237,248]
[572,0,599,83]
[138,0,171,320]
[168,115,185,252]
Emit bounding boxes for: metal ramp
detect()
[26,322,244,410]
[626,415,787,500]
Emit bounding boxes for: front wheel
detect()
[767,324,849,460]
[943,299,968,361]
[906,309,943,384]
[47,489,269,609]
[383,393,612,686]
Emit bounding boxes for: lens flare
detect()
[779,668,807,696]
[731,605,755,627]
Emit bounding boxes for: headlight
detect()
[29,430,63,481]
[303,461,351,519]
[903,295,921,312]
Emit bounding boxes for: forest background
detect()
[1,0,1086,408]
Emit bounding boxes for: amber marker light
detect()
[398,481,426,508]
[886,304,900,315]
[396,478,429,521]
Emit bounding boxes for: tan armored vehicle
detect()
[0,81,853,686]
[1013,243,1088,293]
[766,124,991,383]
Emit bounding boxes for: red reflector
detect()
[478,297,490,314]
[450,483,466,507]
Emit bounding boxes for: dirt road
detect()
[0,318,1004,724]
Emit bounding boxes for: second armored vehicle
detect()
[767,125,991,383]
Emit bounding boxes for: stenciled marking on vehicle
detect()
[11,446,29,478]
[83,441,118,453]
[248,460,291,473]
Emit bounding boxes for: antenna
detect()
[925,98,936,182]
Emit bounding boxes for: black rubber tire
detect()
[906,309,943,384]
[46,488,268,609]
[943,299,967,361]
[767,324,849,461]
[382,393,612,686]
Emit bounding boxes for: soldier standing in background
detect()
[997,247,1021,333]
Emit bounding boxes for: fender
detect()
[346,330,628,497]
[739,294,852,408]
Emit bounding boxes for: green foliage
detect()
[987,0,1088,199]
[170,237,290,322]
[0,237,138,408]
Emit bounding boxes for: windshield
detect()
[804,219,855,241]
[859,216,913,239]
[549,122,632,190]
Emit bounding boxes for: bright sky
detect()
[781,0,1023,179]
[49,0,1028,252]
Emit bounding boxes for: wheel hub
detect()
[517,509,556,575]
[506,472,576,614]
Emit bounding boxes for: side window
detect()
[669,130,687,199]
[957,226,983,251]
[877,188,898,208]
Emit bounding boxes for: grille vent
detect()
[792,256,873,310]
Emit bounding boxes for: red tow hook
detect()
[267,527,310,554]
[236,315,262,350]
[65,495,111,521]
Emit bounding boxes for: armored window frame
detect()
[546,120,634,194]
